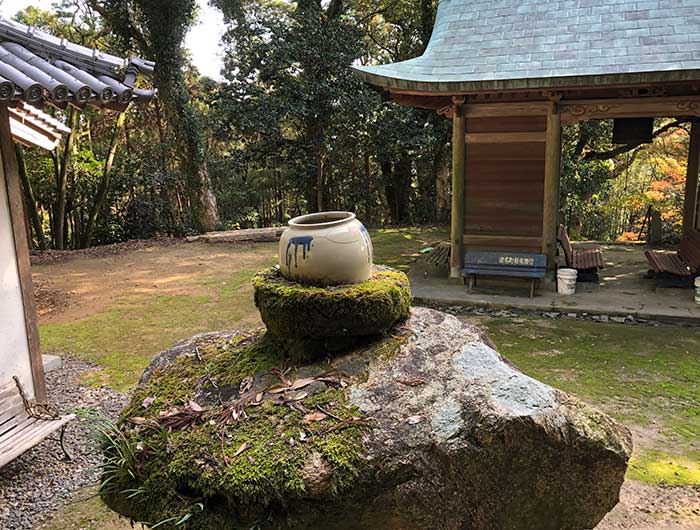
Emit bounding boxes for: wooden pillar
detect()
[450,101,466,278]
[683,120,700,237]
[0,106,46,401]
[542,101,562,271]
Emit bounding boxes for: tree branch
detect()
[583,119,690,161]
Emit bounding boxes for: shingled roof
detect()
[0,18,155,110]
[353,0,700,93]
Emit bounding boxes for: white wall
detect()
[0,149,33,398]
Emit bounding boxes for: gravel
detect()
[420,303,695,327]
[0,358,127,530]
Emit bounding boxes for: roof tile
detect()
[353,0,700,92]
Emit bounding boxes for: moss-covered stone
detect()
[102,308,631,530]
[253,266,411,339]
[102,328,411,529]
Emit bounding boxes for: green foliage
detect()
[208,0,449,227]
[561,119,691,241]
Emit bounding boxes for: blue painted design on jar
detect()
[286,236,314,273]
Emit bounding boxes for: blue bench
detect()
[462,251,547,298]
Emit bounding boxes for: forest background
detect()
[9,0,692,250]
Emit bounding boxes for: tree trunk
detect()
[15,144,47,250]
[82,110,126,248]
[390,158,412,224]
[120,0,221,233]
[435,153,450,223]
[316,147,325,212]
[55,107,79,250]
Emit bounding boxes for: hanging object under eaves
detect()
[9,101,71,150]
[0,17,155,111]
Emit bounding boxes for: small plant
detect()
[85,412,140,497]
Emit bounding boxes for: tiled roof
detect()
[353,0,700,93]
[0,18,155,110]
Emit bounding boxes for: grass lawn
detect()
[31,226,700,529]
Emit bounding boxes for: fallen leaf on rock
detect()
[233,442,250,459]
[240,376,254,394]
[304,412,328,423]
[291,378,317,391]
[406,415,425,425]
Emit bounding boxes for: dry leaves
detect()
[303,412,328,424]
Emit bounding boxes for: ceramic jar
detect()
[279,212,373,286]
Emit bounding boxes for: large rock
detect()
[104,308,631,530]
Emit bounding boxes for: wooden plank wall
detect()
[464,115,547,253]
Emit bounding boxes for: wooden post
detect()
[683,120,700,237]
[450,100,466,278]
[542,101,562,271]
[0,106,46,401]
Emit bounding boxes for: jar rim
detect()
[288,211,356,229]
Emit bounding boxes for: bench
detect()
[644,233,700,279]
[558,224,604,272]
[462,251,547,298]
[0,377,74,468]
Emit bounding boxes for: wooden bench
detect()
[0,377,74,468]
[644,234,700,279]
[462,251,547,298]
[558,224,604,271]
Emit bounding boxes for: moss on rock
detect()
[101,328,411,529]
[253,266,411,339]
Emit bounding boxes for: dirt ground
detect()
[32,238,274,325]
[598,481,700,530]
[28,237,700,530]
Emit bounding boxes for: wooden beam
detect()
[464,235,543,247]
[464,102,550,118]
[450,100,467,278]
[465,131,546,144]
[683,120,700,237]
[542,101,562,271]
[561,96,700,122]
[0,106,46,401]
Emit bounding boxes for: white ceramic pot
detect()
[279,212,373,286]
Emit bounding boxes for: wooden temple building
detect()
[353,0,700,284]
[0,17,154,409]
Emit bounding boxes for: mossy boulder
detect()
[253,266,411,339]
[103,308,631,530]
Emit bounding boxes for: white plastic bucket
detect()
[557,268,578,295]
[695,277,700,305]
